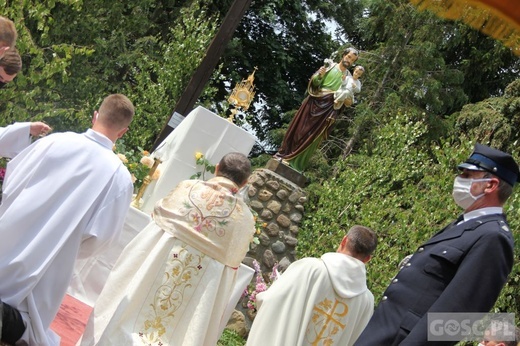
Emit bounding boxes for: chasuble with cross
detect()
[79,177,255,346]
[246,252,374,346]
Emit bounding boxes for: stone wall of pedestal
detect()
[231,166,307,329]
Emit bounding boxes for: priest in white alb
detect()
[80,152,255,346]
[246,225,378,346]
[0,94,135,346]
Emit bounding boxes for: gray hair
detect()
[346,225,378,258]
[217,152,251,186]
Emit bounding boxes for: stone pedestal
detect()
[234,166,308,331]
[265,158,307,188]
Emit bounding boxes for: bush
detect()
[217,329,246,346]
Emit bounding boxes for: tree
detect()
[298,79,520,317]
[1,0,219,151]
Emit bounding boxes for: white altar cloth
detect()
[140,106,257,214]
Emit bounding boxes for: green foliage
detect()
[217,329,245,346]
[297,83,520,316]
[190,153,216,180]
[114,140,153,192]
[122,1,220,150]
[1,0,219,153]
[250,154,271,170]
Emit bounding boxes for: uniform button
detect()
[442,250,447,254]
[392,278,398,283]
[418,247,424,252]
[382,296,388,301]
[405,263,411,267]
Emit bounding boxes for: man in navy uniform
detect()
[355,143,519,346]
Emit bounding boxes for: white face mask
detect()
[452,176,491,210]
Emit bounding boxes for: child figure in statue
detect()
[334,65,365,109]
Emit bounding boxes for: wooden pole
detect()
[151,0,253,151]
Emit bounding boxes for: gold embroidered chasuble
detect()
[80,177,255,346]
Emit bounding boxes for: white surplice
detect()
[247,253,374,346]
[0,122,32,158]
[80,177,255,346]
[0,129,133,346]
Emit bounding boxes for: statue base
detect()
[265,158,307,188]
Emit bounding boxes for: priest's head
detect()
[338,225,378,263]
[215,152,251,188]
[92,94,135,142]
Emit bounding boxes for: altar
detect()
[53,106,257,344]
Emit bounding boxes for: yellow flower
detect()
[262,223,267,228]
[195,152,204,160]
[256,228,261,235]
[140,156,154,168]
[117,153,128,164]
[142,150,150,156]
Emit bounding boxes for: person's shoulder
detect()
[471,215,512,233]
[468,216,514,247]
[286,257,326,275]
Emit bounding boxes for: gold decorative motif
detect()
[227,67,258,123]
[178,182,237,236]
[137,246,206,345]
[306,298,349,345]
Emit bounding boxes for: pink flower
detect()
[256,282,267,292]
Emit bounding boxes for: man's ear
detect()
[116,127,128,139]
[338,236,348,252]
[485,177,500,193]
[92,111,99,125]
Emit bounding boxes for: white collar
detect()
[463,207,503,222]
[85,129,114,150]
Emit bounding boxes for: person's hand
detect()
[318,66,327,77]
[30,122,52,137]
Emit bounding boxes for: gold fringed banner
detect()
[410,0,520,56]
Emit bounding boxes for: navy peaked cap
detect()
[458,143,520,186]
